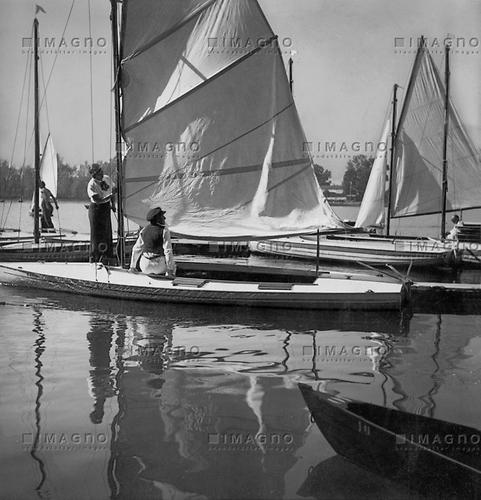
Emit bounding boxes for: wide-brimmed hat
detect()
[89,163,102,176]
[146,207,166,222]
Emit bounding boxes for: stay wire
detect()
[25,0,76,155]
[88,0,95,163]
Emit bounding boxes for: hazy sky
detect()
[1,0,480,182]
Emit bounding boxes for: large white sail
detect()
[120,0,342,238]
[391,46,481,218]
[355,119,390,228]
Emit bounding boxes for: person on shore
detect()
[129,207,176,278]
[87,164,116,263]
[30,180,59,232]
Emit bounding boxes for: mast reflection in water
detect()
[1,286,481,498]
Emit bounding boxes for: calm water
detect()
[1,283,481,499]
[2,201,481,498]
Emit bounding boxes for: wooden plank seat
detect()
[172,277,208,288]
[257,282,294,291]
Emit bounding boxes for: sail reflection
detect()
[18,285,481,498]
[97,305,405,498]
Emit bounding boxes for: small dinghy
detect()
[299,383,481,498]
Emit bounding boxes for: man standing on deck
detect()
[87,164,116,263]
[30,180,59,232]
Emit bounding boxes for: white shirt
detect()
[129,224,176,274]
[447,222,463,241]
[87,175,114,204]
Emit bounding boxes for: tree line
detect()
[1,154,375,202]
[0,158,115,200]
[313,154,375,202]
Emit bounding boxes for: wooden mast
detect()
[33,18,40,244]
[386,83,398,236]
[441,43,450,239]
[110,0,125,266]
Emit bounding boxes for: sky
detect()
[1,0,480,183]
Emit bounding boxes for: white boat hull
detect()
[251,235,452,266]
[0,262,406,310]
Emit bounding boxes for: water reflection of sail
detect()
[113,366,309,499]
[106,305,407,498]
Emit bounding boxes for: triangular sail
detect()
[355,119,390,228]
[120,0,342,238]
[31,134,58,209]
[391,46,481,218]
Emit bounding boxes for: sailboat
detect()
[0,135,59,244]
[0,17,90,259]
[250,81,439,269]
[351,38,481,265]
[251,38,481,268]
[0,0,408,310]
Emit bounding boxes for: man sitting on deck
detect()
[446,214,463,241]
[128,207,176,278]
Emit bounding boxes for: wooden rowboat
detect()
[299,383,481,498]
[0,262,408,310]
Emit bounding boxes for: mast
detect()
[110,0,125,266]
[288,57,293,93]
[33,18,40,244]
[441,43,450,239]
[386,83,398,236]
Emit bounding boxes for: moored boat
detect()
[251,233,452,267]
[0,261,407,310]
[1,0,409,310]
[299,383,481,498]
[254,37,481,269]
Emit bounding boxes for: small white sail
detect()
[31,134,58,209]
[40,134,58,197]
[120,0,342,238]
[392,46,481,218]
[355,119,390,228]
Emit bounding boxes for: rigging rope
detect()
[2,24,32,232]
[88,0,95,163]
[25,0,76,156]
[39,0,76,112]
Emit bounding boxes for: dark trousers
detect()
[88,202,113,262]
[41,200,54,230]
